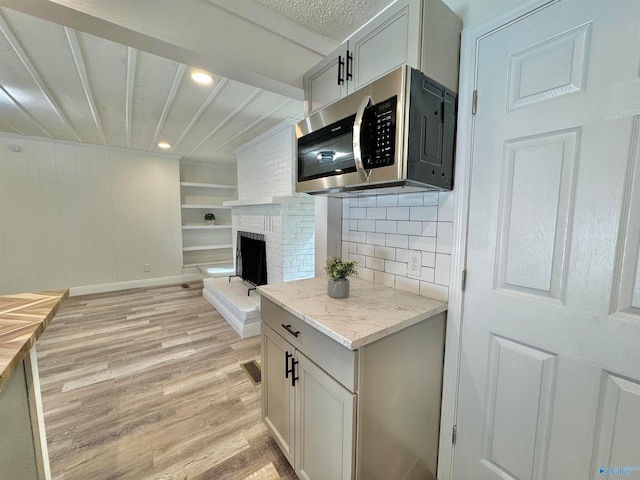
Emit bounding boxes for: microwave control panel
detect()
[364,95,397,169]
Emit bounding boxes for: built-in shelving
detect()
[180,163,237,272]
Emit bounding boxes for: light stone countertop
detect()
[258,276,447,350]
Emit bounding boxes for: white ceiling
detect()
[0,0,511,165]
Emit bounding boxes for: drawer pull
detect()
[281,323,300,338]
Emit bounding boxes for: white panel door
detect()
[454,1,640,479]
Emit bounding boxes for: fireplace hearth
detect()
[231,231,267,295]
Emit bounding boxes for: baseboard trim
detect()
[69,273,203,296]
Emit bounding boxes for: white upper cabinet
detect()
[303,0,461,115]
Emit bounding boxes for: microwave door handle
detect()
[353,95,373,183]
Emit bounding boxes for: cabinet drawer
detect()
[261,298,358,392]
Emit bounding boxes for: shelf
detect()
[223,196,303,207]
[181,204,233,210]
[182,225,232,230]
[180,182,237,190]
[182,244,234,252]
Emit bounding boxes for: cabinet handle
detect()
[346,50,353,80]
[291,358,299,387]
[337,55,345,85]
[285,351,293,379]
[281,323,300,338]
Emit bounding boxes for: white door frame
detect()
[436,1,560,478]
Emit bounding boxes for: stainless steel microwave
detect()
[295,66,457,196]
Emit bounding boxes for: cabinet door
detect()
[303,44,349,115]
[295,351,356,480]
[349,0,421,92]
[262,325,295,464]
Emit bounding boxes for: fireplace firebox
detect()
[231,231,267,295]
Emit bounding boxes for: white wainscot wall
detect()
[0,134,183,295]
[342,191,453,301]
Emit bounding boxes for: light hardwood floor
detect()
[36,282,297,480]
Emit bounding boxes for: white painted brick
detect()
[376,220,397,234]
[397,221,422,235]
[374,245,396,260]
[386,234,408,249]
[410,206,438,221]
[387,206,410,221]
[385,260,407,276]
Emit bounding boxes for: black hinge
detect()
[452,425,457,445]
[461,269,467,292]
[472,90,478,115]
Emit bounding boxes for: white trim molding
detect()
[69,274,202,296]
[436,1,559,479]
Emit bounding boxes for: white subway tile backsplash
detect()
[386,234,408,249]
[376,195,398,207]
[376,220,397,234]
[387,206,410,221]
[436,222,453,254]
[397,221,422,235]
[357,243,375,256]
[367,207,387,220]
[366,256,385,271]
[410,206,438,222]
[424,191,440,205]
[438,191,454,221]
[408,235,436,252]
[366,232,386,246]
[435,253,451,285]
[398,193,426,206]
[342,190,454,300]
[374,245,396,260]
[350,253,367,266]
[385,260,407,276]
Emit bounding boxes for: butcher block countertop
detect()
[258,277,447,350]
[0,289,68,389]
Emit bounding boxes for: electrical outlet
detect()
[144,264,151,272]
[407,251,421,277]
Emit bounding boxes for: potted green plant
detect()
[324,256,357,299]
[204,212,215,225]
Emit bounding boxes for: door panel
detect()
[454,1,640,479]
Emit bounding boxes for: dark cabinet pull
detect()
[285,351,293,379]
[338,55,345,85]
[346,50,353,80]
[291,358,299,387]
[281,323,300,337]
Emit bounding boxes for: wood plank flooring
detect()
[36,282,297,480]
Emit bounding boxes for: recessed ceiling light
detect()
[191,71,213,86]
[158,142,171,149]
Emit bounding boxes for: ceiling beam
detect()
[0,0,314,101]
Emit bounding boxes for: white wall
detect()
[342,190,453,301]
[0,135,183,294]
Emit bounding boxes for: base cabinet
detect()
[262,324,355,480]
[261,297,446,480]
